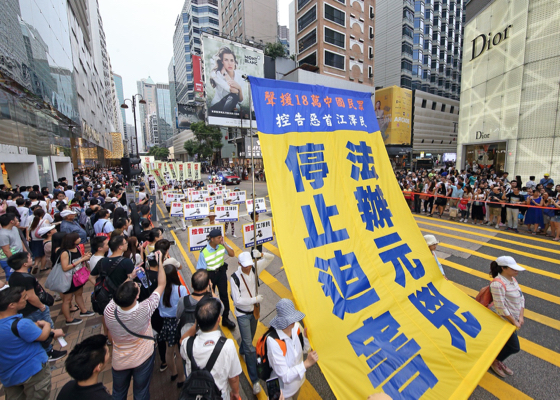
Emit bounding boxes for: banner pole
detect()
[247,79,259,297]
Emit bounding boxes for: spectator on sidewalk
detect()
[540,173,553,188]
[57,334,112,400]
[0,213,24,280]
[504,187,525,233]
[487,186,504,229]
[60,210,88,244]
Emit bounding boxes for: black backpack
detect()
[177,293,212,335]
[91,257,124,315]
[179,335,226,400]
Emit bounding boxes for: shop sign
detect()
[0,144,28,155]
[475,131,490,140]
[471,25,512,61]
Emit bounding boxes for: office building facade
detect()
[220,0,278,45]
[291,0,375,85]
[457,0,560,179]
[375,0,464,100]
[137,78,173,149]
[0,0,116,187]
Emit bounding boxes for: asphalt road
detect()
[156,176,560,400]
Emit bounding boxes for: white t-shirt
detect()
[30,200,48,213]
[138,192,147,202]
[210,70,244,107]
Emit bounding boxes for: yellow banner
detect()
[249,77,513,399]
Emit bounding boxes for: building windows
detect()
[414,17,424,30]
[401,59,412,72]
[238,18,242,27]
[334,0,346,4]
[368,65,373,78]
[324,50,345,70]
[401,75,412,88]
[431,101,437,110]
[324,4,345,27]
[403,25,413,38]
[402,42,413,55]
[415,1,425,13]
[421,99,427,108]
[369,26,374,39]
[298,51,317,67]
[413,49,423,61]
[234,25,238,33]
[449,105,454,114]
[298,0,311,11]
[298,29,316,53]
[413,33,424,46]
[369,6,374,19]
[403,9,414,22]
[368,46,373,59]
[298,5,316,32]
[325,27,345,48]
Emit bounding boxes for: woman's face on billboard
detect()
[222,53,236,72]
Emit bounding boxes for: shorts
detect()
[489,207,502,217]
[543,214,551,225]
[552,215,560,223]
[29,241,45,259]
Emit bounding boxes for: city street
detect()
[155,175,560,400]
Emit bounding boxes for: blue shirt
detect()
[0,315,47,387]
[94,219,114,234]
[61,220,88,243]
[158,284,189,318]
[195,244,223,270]
[451,186,464,198]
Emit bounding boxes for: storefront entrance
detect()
[463,142,507,172]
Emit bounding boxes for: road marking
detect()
[171,230,196,274]
[420,228,560,280]
[156,204,167,219]
[518,337,560,368]
[414,215,560,246]
[417,220,560,256]
[453,282,560,332]
[478,372,533,400]
[263,242,281,258]
[440,259,560,305]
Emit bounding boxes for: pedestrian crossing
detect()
[159,203,560,399]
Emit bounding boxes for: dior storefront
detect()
[457,0,560,179]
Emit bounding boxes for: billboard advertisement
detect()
[202,34,263,128]
[176,103,204,129]
[374,86,412,145]
[192,54,204,93]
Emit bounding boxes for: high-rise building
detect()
[290,0,375,85]
[168,57,178,134]
[220,0,278,45]
[278,25,290,55]
[137,78,173,149]
[113,73,126,126]
[125,123,136,155]
[172,0,220,105]
[374,0,464,100]
[0,0,118,186]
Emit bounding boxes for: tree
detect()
[184,122,224,163]
[147,146,169,160]
[264,42,286,60]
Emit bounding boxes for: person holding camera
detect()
[0,286,65,399]
[196,228,236,330]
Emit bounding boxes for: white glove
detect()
[253,295,264,304]
[252,249,262,259]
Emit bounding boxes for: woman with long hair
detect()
[459,186,473,223]
[424,180,436,214]
[431,179,448,218]
[57,232,94,325]
[209,46,244,112]
[123,236,143,267]
[472,188,486,225]
[488,256,525,378]
[157,264,188,387]
[524,190,544,235]
[26,208,50,272]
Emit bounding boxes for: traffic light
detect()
[121,157,142,180]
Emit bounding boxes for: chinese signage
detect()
[242,218,274,248]
[183,202,210,221]
[249,76,513,400]
[188,224,225,251]
[215,205,239,222]
[245,138,262,158]
[245,197,266,214]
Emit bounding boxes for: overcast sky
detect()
[98,0,290,124]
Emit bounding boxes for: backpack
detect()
[91,257,124,315]
[177,293,212,335]
[256,326,304,380]
[475,278,507,307]
[84,217,95,240]
[96,221,110,238]
[78,208,88,227]
[179,335,226,400]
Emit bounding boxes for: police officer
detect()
[196,229,236,330]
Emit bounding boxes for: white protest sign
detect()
[242,219,274,248]
[226,190,246,205]
[246,197,267,214]
[215,205,239,222]
[205,195,224,209]
[190,190,209,202]
[207,184,217,191]
[188,224,225,251]
[165,192,185,206]
[170,202,184,217]
[184,202,210,220]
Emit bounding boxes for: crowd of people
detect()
[398,167,560,240]
[0,164,533,399]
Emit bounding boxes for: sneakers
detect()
[65,318,83,326]
[513,229,519,233]
[499,361,514,376]
[459,218,464,222]
[491,360,506,378]
[231,234,238,238]
[79,310,95,317]
[48,349,67,362]
[222,317,236,330]
[495,224,500,229]
[253,382,262,394]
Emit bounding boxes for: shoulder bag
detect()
[240,273,260,320]
[114,308,157,346]
[72,246,90,287]
[44,252,73,293]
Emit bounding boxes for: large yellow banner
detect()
[249,77,514,399]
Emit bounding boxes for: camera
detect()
[147,252,158,267]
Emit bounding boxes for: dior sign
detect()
[475,131,490,140]
[471,25,512,61]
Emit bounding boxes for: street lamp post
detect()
[120,94,146,157]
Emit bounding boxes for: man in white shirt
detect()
[63,183,75,202]
[230,250,274,394]
[267,299,318,400]
[93,210,114,235]
[180,297,242,400]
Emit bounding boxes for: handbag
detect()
[240,273,260,320]
[72,246,90,286]
[33,219,45,239]
[22,273,54,306]
[44,252,73,293]
[449,207,458,218]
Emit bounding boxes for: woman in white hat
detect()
[423,234,446,279]
[488,256,525,378]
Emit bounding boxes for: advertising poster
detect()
[246,197,266,214]
[249,76,513,399]
[188,224,225,251]
[226,190,246,205]
[193,54,204,93]
[170,202,184,217]
[176,103,204,129]
[242,218,274,248]
[374,86,412,145]
[184,202,210,221]
[215,205,239,222]
[202,34,263,128]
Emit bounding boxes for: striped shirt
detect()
[104,291,160,370]
[490,274,525,321]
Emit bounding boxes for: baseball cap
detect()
[424,234,439,246]
[238,252,253,267]
[208,228,222,238]
[60,210,76,217]
[496,256,525,271]
[163,257,181,269]
[544,173,550,177]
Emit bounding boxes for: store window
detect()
[464,142,507,172]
